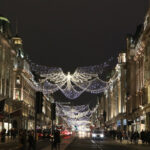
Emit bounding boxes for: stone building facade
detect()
[0,16,16,132]
[99,53,127,131]
[0,15,53,132]
[98,7,150,132]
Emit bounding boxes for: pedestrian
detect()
[130,131,134,143]
[140,130,145,144]
[52,129,61,150]
[1,128,6,142]
[19,130,27,150]
[10,128,14,139]
[28,131,35,150]
[147,131,150,144]
[133,131,139,144]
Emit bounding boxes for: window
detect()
[16,76,20,85]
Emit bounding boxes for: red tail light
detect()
[39,133,43,137]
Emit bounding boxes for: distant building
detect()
[98,53,126,131]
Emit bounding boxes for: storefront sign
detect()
[123,119,127,125]
[117,120,121,126]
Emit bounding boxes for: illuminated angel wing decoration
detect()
[27,61,115,99]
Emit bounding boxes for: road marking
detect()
[91,140,95,144]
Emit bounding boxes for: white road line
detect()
[91,140,95,144]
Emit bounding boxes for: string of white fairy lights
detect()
[22,64,119,100]
[22,57,117,99]
[55,102,100,127]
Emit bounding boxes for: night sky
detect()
[0,0,149,71]
[0,0,149,104]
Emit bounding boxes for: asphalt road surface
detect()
[65,137,141,150]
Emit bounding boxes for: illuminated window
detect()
[14,39,22,45]
[15,90,20,100]
[16,76,20,85]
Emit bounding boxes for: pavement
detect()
[115,139,150,150]
[0,136,20,150]
[66,136,150,150]
[0,135,75,150]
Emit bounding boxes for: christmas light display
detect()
[39,69,109,99]
[56,102,99,127]
[23,57,116,99]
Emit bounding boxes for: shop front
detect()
[131,115,146,132]
[123,119,127,131]
[140,115,146,131]
[4,122,12,133]
[117,120,121,130]
[28,120,34,130]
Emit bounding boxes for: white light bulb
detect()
[67,72,71,81]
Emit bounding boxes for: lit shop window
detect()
[14,39,22,45]
[16,76,20,85]
[42,106,46,114]
[15,90,20,100]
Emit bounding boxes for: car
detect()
[61,129,72,136]
[37,129,43,138]
[91,130,104,140]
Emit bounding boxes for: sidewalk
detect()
[0,136,18,144]
[0,136,20,150]
[0,135,75,150]
[42,135,75,150]
[115,139,150,150]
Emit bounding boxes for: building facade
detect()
[101,53,127,131]
[0,15,53,133]
[98,7,150,132]
[0,16,16,132]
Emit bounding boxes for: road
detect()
[1,135,150,150]
[65,136,150,150]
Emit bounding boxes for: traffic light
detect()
[0,99,5,112]
[51,103,56,120]
[36,92,43,113]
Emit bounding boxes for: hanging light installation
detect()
[23,57,117,99]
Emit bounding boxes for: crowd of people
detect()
[0,128,18,142]
[0,128,61,150]
[0,128,35,149]
[109,130,150,144]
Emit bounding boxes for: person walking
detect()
[28,131,35,150]
[140,130,145,144]
[52,129,61,150]
[1,128,6,142]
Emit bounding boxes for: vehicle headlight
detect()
[92,133,96,137]
[100,134,104,138]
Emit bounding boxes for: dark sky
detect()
[0,0,149,105]
[0,0,149,72]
